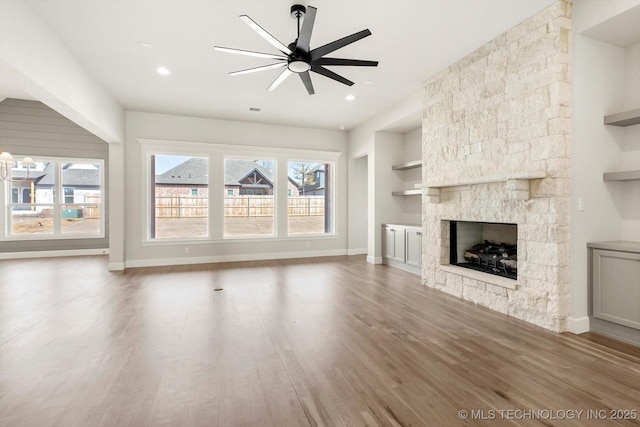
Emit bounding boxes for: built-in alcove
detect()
[449,221,518,280]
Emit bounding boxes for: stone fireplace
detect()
[421,1,572,332]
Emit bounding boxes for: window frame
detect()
[140,139,340,244]
[1,156,105,241]
[146,151,211,242]
[287,159,336,237]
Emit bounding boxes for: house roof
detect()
[32,163,101,187]
[225,160,273,186]
[155,158,209,185]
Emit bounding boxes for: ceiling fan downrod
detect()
[290,4,306,38]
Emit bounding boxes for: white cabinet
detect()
[382,224,421,275]
[589,242,640,330]
[382,225,405,262]
[405,228,422,268]
[588,241,640,346]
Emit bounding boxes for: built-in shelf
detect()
[604,108,640,127]
[392,189,421,196]
[603,170,640,182]
[392,160,422,170]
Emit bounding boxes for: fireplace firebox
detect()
[449,221,518,280]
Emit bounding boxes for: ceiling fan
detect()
[214,4,378,95]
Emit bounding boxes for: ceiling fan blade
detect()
[214,46,288,61]
[267,68,293,91]
[296,6,316,53]
[312,58,378,67]
[310,29,372,61]
[299,71,315,95]
[229,62,287,76]
[310,65,354,86]
[240,15,293,56]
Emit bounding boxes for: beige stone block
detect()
[483,80,506,99]
[545,157,571,178]
[452,85,484,111]
[549,81,571,107]
[527,241,560,265]
[460,69,484,91]
[530,134,566,160]
[458,55,489,77]
[548,117,571,135]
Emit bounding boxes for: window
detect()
[151,154,208,239]
[5,159,104,238]
[224,158,275,237]
[227,189,233,196]
[288,161,333,235]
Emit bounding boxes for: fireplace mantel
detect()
[425,171,546,203]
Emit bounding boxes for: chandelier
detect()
[0,146,36,182]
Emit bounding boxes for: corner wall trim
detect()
[567,316,590,334]
[0,248,108,260]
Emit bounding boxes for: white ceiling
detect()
[11,0,556,131]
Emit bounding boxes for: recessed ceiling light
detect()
[156,67,171,76]
[339,125,346,130]
[345,94,355,101]
[363,80,374,85]
[139,41,152,48]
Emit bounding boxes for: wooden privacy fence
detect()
[154,195,325,218]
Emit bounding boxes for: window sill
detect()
[142,234,339,246]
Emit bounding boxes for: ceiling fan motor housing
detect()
[290,4,306,18]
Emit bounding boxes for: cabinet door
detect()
[405,228,422,267]
[382,227,395,259]
[592,249,640,330]
[393,228,406,263]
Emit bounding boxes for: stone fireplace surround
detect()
[421,1,572,332]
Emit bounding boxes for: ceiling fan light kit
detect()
[214,4,378,95]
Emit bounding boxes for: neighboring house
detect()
[301,164,326,196]
[11,162,101,208]
[155,158,301,196]
[155,158,209,197]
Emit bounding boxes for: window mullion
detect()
[54,161,61,234]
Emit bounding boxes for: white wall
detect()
[347,155,368,254]
[570,0,640,332]
[121,111,348,267]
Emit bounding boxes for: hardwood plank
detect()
[0,255,639,426]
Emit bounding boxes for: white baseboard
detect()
[0,248,108,260]
[347,248,367,256]
[567,316,590,334]
[366,256,382,264]
[125,249,348,269]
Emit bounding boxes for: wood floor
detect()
[1,255,639,427]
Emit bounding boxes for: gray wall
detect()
[0,98,108,252]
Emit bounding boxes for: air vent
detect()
[249,107,261,112]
